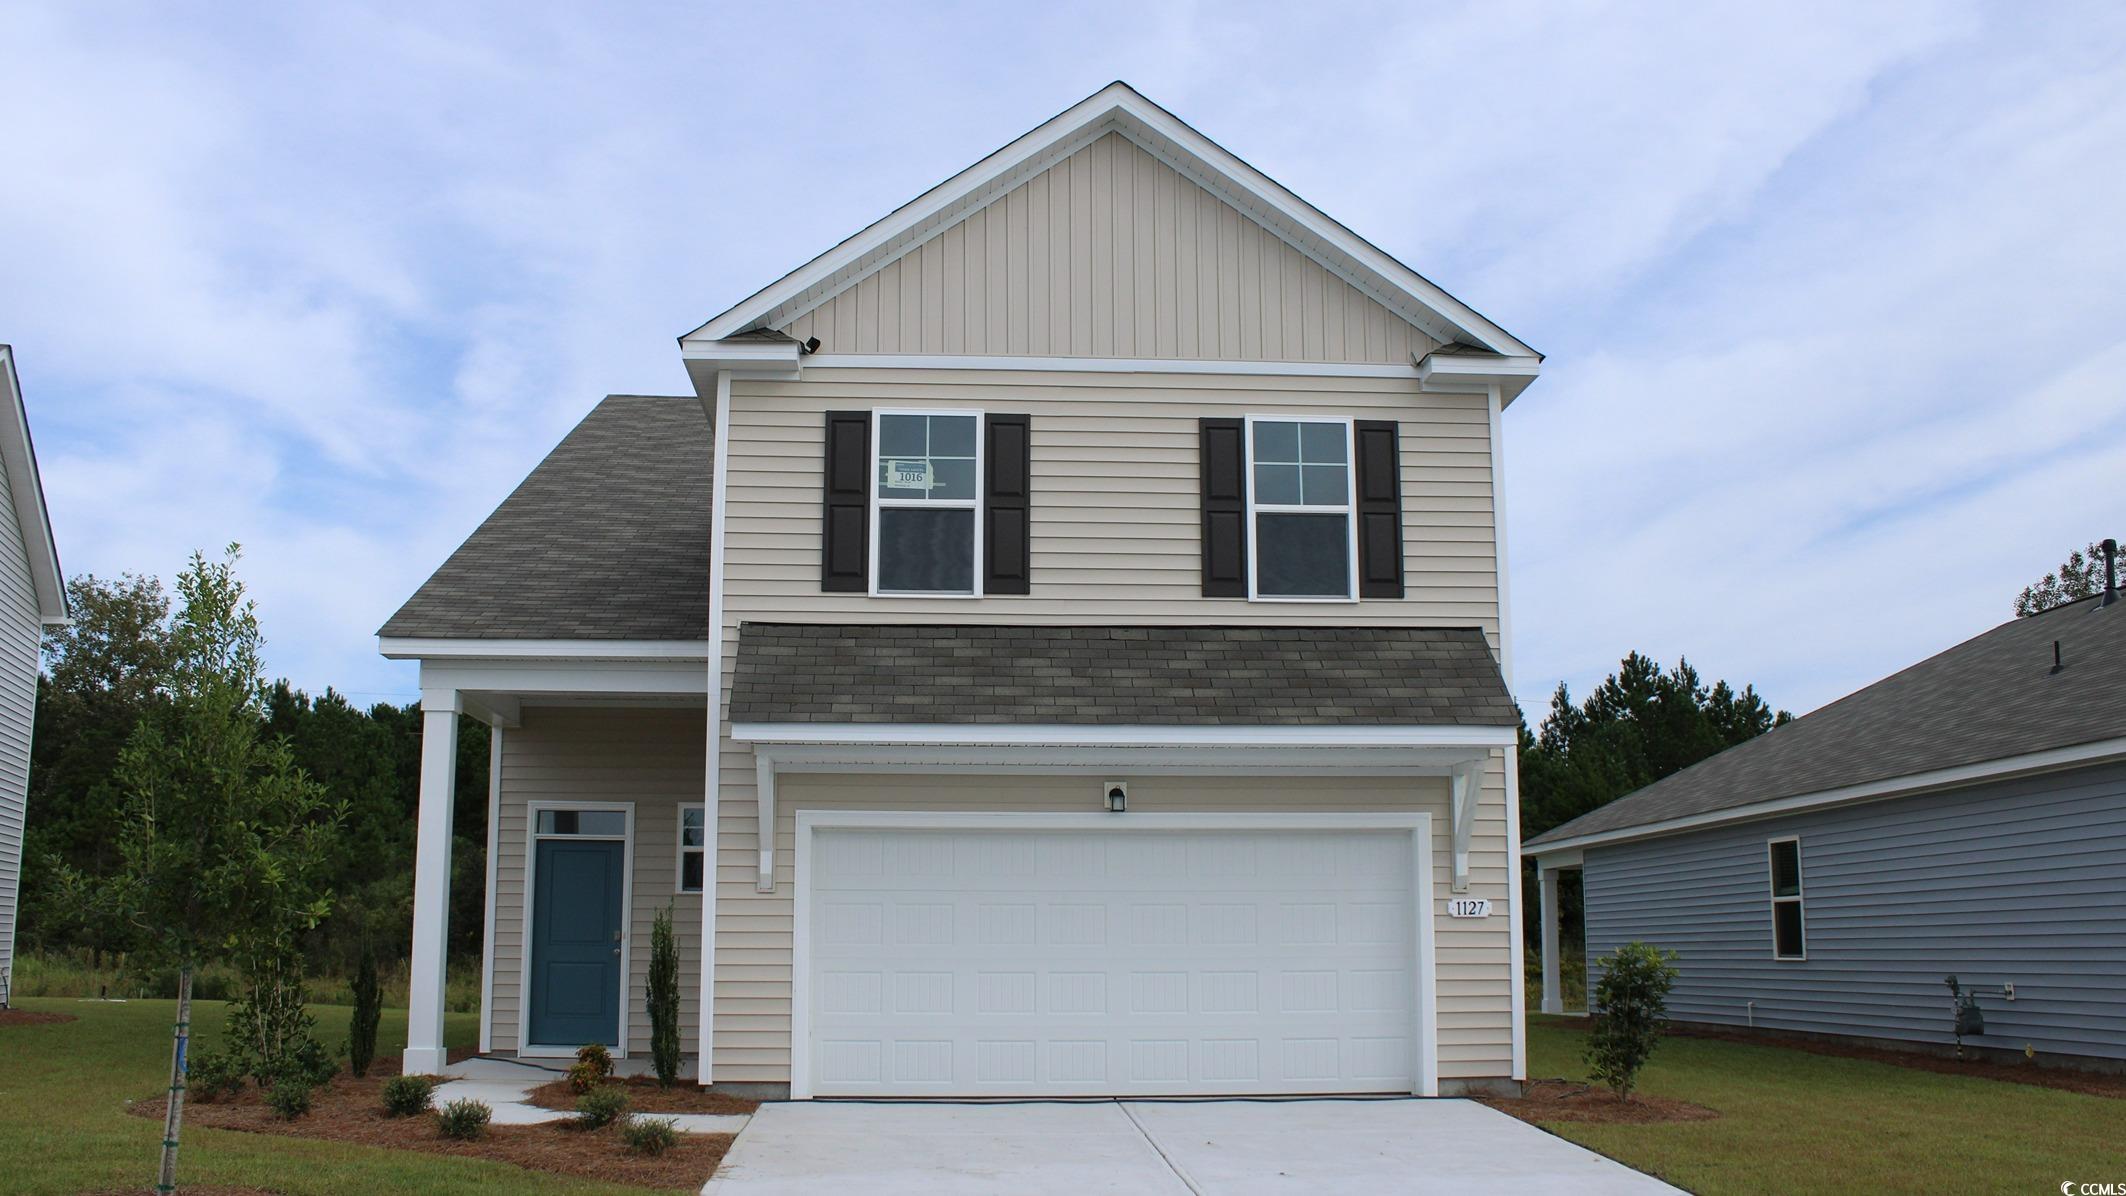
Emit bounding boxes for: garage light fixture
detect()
[1104,780,1128,813]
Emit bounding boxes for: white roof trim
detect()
[0,346,66,623]
[1524,734,2126,857]
[732,722,1517,749]
[379,637,709,661]
[798,354,1420,379]
[682,82,1538,362]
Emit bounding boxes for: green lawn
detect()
[1526,1015,2119,1194]
[0,997,653,1195]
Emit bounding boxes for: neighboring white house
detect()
[0,346,70,1008]
[381,83,1542,1097]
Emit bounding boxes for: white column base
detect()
[402,1045,452,1076]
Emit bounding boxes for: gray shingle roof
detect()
[1528,595,2126,847]
[730,624,1516,726]
[379,394,710,640]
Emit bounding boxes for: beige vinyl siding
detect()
[489,707,707,1058]
[710,366,1511,1081]
[783,132,1440,366]
[712,768,1515,1083]
[0,444,39,989]
[723,369,1499,624]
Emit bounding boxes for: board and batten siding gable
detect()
[1582,761,2126,1060]
[488,707,706,1057]
[782,132,1442,365]
[0,442,42,991]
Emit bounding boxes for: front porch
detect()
[388,641,712,1076]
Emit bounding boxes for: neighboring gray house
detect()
[1526,578,2125,1066]
[0,346,69,1008]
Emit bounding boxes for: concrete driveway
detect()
[702,1098,1679,1195]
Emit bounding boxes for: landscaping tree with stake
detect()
[85,547,344,1193]
[1584,941,1680,1100]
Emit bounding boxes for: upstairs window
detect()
[1769,837,1805,959]
[1246,417,1356,599]
[873,411,981,595]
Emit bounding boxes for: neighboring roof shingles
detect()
[730,624,1517,726]
[1528,595,2126,847]
[380,395,710,640]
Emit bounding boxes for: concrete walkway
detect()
[703,1098,1679,1195]
[431,1056,751,1134]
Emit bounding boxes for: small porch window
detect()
[1769,837,1805,960]
[678,804,706,893]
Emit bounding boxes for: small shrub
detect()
[620,1113,680,1155]
[347,947,382,1077]
[565,1061,603,1094]
[647,905,682,1088]
[438,1098,491,1140]
[382,1074,437,1117]
[186,1047,247,1103]
[1584,940,1680,1099]
[267,1075,314,1120]
[575,1084,630,1129]
[282,1035,341,1088]
[576,1042,613,1078]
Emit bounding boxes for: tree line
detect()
[22,568,489,978]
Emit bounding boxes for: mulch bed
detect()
[1665,1025,2126,1099]
[525,1075,759,1116]
[127,1069,730,1192]
[0,1009,78,1026]
[1479,1079,1720,1125]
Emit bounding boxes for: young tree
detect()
[647,905,682,1088]
[87,547,343,1193]
[2014,538,2119,616]
[1585,941,1680,1099]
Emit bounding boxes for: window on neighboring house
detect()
[874,411,981,595]
[1769,837,1805,959]
[1247,417,1356,599]
[677,805,705,893]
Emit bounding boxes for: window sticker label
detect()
[883,459,934,490]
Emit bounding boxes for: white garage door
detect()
[801,822,1427,1097]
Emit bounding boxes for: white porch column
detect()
[1538,864,1563,1015]
[404,690,461,1074]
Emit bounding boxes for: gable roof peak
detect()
[681,82,1537,365]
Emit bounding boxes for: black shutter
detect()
[1354,419,1404,599]
[1200,417,1247,597]
[983,414,1032,595]
[821,411,870,592]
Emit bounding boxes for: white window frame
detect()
[1768,835,1806,961]
[677,803,706,894]
[868,407,985,598]
[1243,414,1359,603]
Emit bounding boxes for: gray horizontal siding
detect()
[0,442,41,992]
[1583,761,2126,1060]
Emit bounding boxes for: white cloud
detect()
[3,0,2119,723]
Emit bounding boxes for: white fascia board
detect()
[683,82,1536,360]
[1523,735,2126,857]
[733,722,1518,748]
[800,354,1417,379]
[757,742,1487,774]
[378,637,709,661]
[0,346,67,622]
[418,656,710,699]
[1417,353,1542,406]
[676,338,804,366]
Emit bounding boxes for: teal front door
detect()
[528,836,625,1047]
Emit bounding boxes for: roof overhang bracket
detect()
[754,750,779,893]
[1450,759,1481,893]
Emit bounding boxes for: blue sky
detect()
[4,1,2122,716]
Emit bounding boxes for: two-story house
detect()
[382,83,1541,1099]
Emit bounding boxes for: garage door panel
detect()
[808,826,1424,1096]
